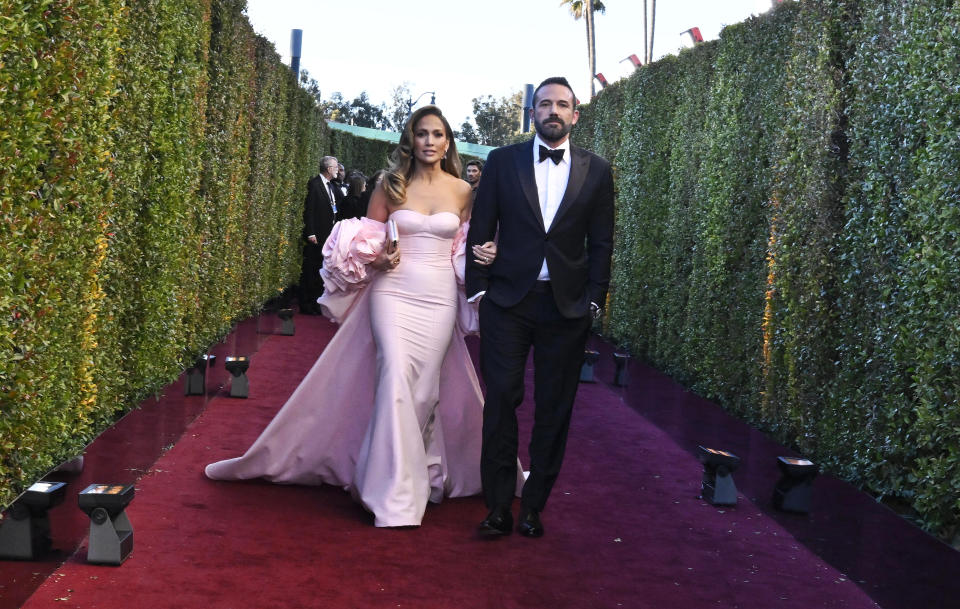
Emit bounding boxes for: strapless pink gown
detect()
[355,210,462,524]
[205,210,492,527]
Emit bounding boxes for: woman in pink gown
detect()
[205,106,507,527]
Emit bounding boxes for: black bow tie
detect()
[538,145,564,165]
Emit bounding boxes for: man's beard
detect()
[535,115,572,144]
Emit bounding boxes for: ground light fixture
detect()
[772,456,818,513]
[278,308,295,336]
[580,349,600,382]
[185,354,215,396]
[697,446,741,506]
[224,356,250,398]
[0,481,67,560]
[613,352,630,386]
[78,483,135,565]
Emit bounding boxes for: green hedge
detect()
[1,0,123,487]
[328,129,393,176]
[579,0,959,539]
[0,0,387,508]
[832,0,960,535]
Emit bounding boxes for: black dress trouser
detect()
[299,241,324,311]
[478,282,592,512]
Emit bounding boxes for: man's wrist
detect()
[590,301,602,320]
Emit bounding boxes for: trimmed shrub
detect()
[577,0,960,538]
[0,0,372,508]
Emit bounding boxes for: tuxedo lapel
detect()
[514,140,544,229]
[551,145,589,230]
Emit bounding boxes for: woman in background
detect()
[358,169,386,218]
[337,173,367,220]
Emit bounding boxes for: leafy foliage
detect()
[0,0,124,489]
[471,91,523,146]
[0,0,382,508]
[578,0,960,540]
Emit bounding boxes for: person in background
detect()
[464,159,483,201]
[336,163,349,197]
[299,155,342,314]
[338,174,367,220]
[359,170,387,217]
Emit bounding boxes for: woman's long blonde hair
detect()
[382,105,462,205]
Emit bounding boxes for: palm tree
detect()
[643,0,648,63]
[648,0,656,64]
[560,0,607,98]
[643,0,657,63]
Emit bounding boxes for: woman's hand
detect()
[472,241,496,266]
[372,244,401,270]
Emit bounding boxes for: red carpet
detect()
[14,313,884,609]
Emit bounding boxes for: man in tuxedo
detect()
[299,156,342,314]
[466,77,614,538]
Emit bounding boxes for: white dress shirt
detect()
[321,175,338,215]
[533,134,571,281]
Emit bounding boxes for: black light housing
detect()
[773,456,818,513]
[224,356,250,398]
[580,350,600,382]
[697,446,741,506]
[0,481,68,560]
[277,308,295,336]
[613,352,630,386]
[185,354,215,396]
[78,483,135,565]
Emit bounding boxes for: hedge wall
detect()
[579,0,959,539]
[0,0,388,508]
[833,0,960,535]
[1,0,124,491]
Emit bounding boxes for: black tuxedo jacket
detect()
[303,175,341,243]
[466,138,615,319]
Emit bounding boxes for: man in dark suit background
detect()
[464,159,483,201]
[466,77,615,538]
[299,155,342,314]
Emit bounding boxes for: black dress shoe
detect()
[478,507,512,537]
[517,508,544,538]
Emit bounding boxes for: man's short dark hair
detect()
[465,160,484,170]
[533,77,577,106]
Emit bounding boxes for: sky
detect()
[244,0,779,128]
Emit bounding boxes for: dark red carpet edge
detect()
[16,313,881,609]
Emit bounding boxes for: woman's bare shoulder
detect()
[445,174,472,218]
[447,173,471,195]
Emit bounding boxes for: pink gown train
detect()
[205,209,513,527]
